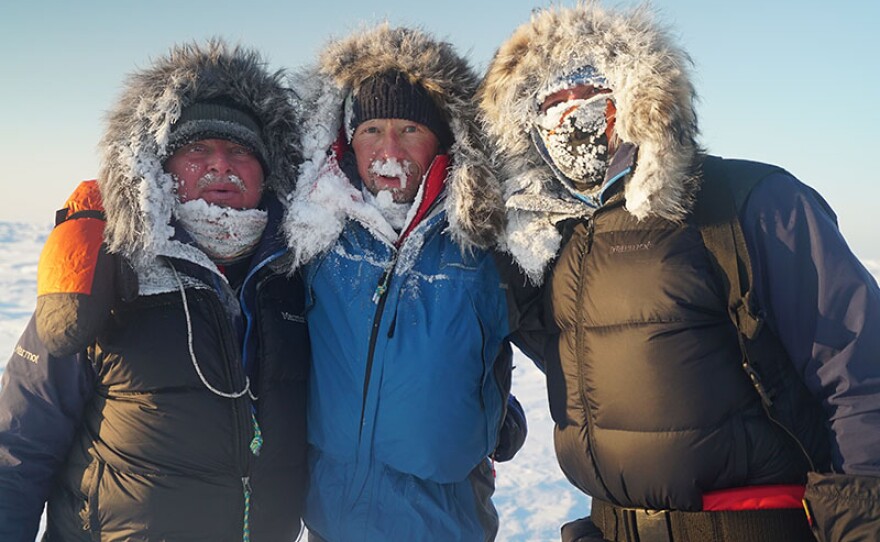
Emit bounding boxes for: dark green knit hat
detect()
[166,96,269,172]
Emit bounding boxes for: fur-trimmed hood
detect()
[98,39,301,269]
[479,1,702,281]
[284,24,503,268]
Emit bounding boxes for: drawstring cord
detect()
[243,415,263,541]
[168,260,263,541]
[242,477,253,542]
[169,260,255,399]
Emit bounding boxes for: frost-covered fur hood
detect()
[285,24,503,267]
[479,2,702,280]
[98,39,301,269]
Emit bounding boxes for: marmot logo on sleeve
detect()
[281,311,306,323]
[15,344,40,364]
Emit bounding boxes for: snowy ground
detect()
[3,221,879,541]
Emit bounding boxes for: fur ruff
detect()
[285,24,503,268]
[479,1,702,280]
[97,39,301,274]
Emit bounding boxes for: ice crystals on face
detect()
[369,158,413,188]
[174,199,267,263]
[362,187,412,230]
[535,93,611,187]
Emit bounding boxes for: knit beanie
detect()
[166,96,269,173]
[348,71,453,148]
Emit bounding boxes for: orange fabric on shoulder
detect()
[37,180,106,296]
[63,179,104,216]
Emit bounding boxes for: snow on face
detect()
[362,185,412,231]
[174,199,267,263]
[165,139,264,209]
[370,158,413,189]
[535,93,611,189]
[352,118,440,204]
[360,156,424,205]
[197,172,247,191]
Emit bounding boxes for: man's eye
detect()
[231,146,252,156]
[187,144,208,153]
[402,125,419,133]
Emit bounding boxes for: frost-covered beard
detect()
[366,157,418,202]
[175,200,268,264]
[535,93,611,191]
[362,185,412,231]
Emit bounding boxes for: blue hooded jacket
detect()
[284,24,526,541]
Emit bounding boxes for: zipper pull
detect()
[372,269,392,304]
[249,413,263,456]
[585,219,596,254]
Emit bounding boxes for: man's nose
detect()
[207,150,233,173]
[377,131,404,157]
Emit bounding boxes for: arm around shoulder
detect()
[494,250,553,371]
[36,180,136,357]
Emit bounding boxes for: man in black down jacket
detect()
[0,40,309,541]
[480,3,880,542]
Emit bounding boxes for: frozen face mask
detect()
[175,199,268,264]
[534,91,612,191]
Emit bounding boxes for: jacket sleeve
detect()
[0,319,95,541]
[495,250,553,372]
[742,172,880,540]
[493,393,527,463]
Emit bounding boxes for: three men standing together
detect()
[2,2,880,542]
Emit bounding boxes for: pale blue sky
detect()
[2,0,878,259]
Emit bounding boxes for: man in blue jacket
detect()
[284,24,527,541]
[479,3,880,542]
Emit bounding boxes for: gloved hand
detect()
[493,394,527,462]
[561,516,610,542]
[35,180,136,356]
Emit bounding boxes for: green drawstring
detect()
[242,477,252,542]
[250,413,263,456]
[243,414,263,542]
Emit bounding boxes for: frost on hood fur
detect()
[285,24,503,268]
[479,1,702,281]
[98,39,301,274]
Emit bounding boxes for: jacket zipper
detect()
[239,249,285,382]
[359,252,399,440]
[585,218,596,254]
[204,291,253,488]
[574,214,614,498]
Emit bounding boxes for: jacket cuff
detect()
[493,394,527,462]
[803,471,880,542]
